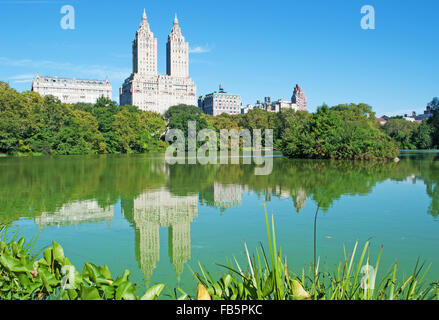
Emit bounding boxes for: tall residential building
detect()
[31,74,112,104]
[291,84,307,111]
[120,10,197,114]
[198,85,242,116]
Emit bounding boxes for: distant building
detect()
[415,106,434,121]
[241,104,253,114]
[31,73,112,104]
[291,84,307,111]
[119,11,197,114]
[198,85,242,116]
[376,118,387,125]
[254,84,307,113]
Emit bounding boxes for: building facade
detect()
[198,85,242,116]
[253,84,307,113]
[31,73,112,104]
[291,84,307,111]
[120,11,197,114]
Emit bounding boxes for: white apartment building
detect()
[120,11,197,114]
[32,73,112,104]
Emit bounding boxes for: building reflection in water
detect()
[129,188,198,284]
[214,183,243,209]
[267,185,307,213]
[34,200,114,229]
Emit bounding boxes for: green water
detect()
[1,151,439,296]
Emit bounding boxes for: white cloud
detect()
[189,45,211,54]
[0,57,130,82]
[7,74,34,84]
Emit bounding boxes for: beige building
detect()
[120,11,197,114]
[198,85,242,116]
[31,73,112,104]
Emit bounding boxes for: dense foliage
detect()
[0,227,165,300]
[279,104,398,160]
[1,81,437,158]
[379,98,439,150]
[381,118,434,150]
[0,82,167,155]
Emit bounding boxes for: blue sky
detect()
[0,0,438,116]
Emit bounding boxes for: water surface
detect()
[1,151,438,296]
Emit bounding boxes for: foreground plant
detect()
[0,226,164,300]
[189,206,439,300]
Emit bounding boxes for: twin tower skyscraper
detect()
[120,10,197,114]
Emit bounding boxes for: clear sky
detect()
[0,0,438,116]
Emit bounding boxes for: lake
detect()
[1,151,438,297]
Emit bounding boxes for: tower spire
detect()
[139,9,152,33]
[170,13,182,37]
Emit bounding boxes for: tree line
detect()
[381,98,439,150]
[0,82,167,155]
[2,81,436,159]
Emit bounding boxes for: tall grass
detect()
[190,205,439,300]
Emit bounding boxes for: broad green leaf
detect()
[43,248,53,266]
[98,265,112,280]
[115,281,136,300]
[290,280,311,300]
[0,251,31,272]
[52,242,64,261]
[113,270,131,287]
[80,286,102,300]
[141,284,165,300]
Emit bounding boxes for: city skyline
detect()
[0,0,438,116]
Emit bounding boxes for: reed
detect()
[189,205,439,300]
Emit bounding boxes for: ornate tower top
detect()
[138,9,153,36]
[167,13,189,77]
[169,13,184,40]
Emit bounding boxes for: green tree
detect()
[382,118,419,150]
[412,121,433,149]
[0,83,43,154]
[281,104,398,160]
[52,109,106,155]
[113,108,167,153]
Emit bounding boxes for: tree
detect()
[113,108,167,153]
[164,105,209,150]
[52,109,106,155]
[0,83,43,154]
[382,118,419,150]
[412,121,433,149]
[281,104,398,160]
